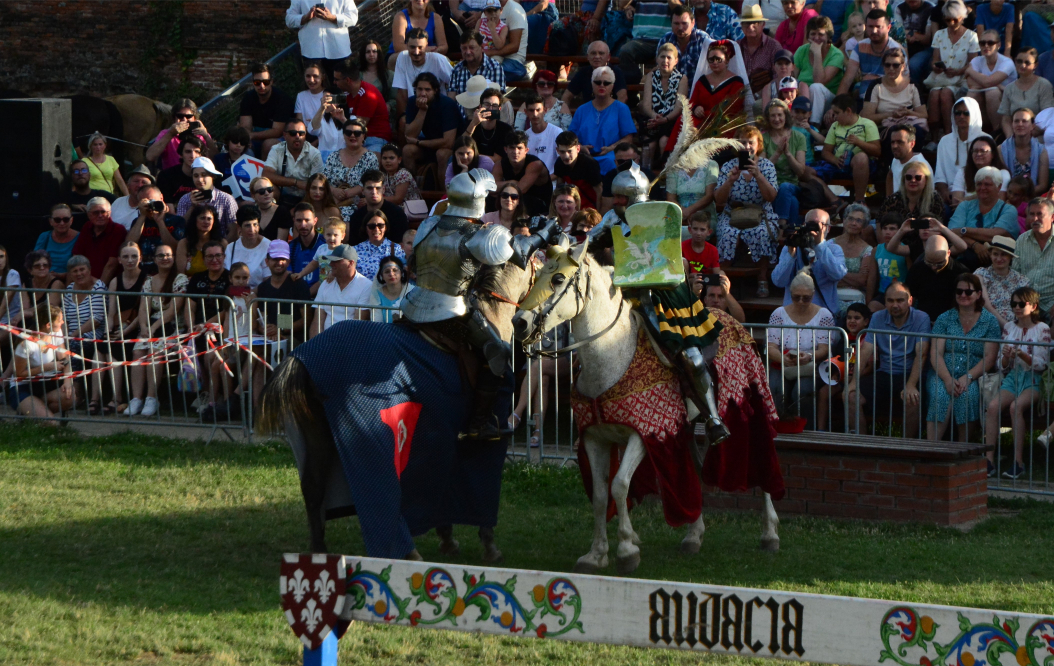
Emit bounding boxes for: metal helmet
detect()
[611,162,650,205]
[445,168,496,219]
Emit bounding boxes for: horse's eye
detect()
[552,274,566,286]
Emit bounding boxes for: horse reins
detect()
[524,264,626,358]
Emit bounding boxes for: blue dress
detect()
[926,309,1001,424]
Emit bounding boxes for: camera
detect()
[332,92,348,104]
[910,217,929,231]
[786,221,819,249]
[147,200,165,214]
[188,120,202,130]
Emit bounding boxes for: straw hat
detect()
[986,236,1018,258]
[740,5,767,23]
[455,75,498,109]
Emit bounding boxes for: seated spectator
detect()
[522,93,563,175]
[288,204,326,289]
[374,145,422,209]
[520,0,559,55]
[211,127,253,191]
[403,72,460,175]
[974,0,1014,57]
[600,143,653,213]
[303,173,344,222]
[449,33,506,110]
[715,125,782,297]
[296,64,343,161]
[839,9,904,101]
[63,159,116,226]
[905,235,971,322]
[985,285,1048,479]
[393,30,454,120]
[762,99,810,228]
[934,96,986,207]
[446,135,495,186]
[353,211,407,280]
[347,170,409,245]
[885,124,927,196]
[833,203,879,315]
[772,208,847,308]
[360,40,395,106]
[863,282,931,437]
[880,159,945,222]
[884,213,969,268]
[491,0,528,82]
[6,304,73,426]
[286,0,359,82]
[1012,200,1054,308]
[860,47,927,156]
[263,119,326,207]
[872,214,907,308]
[368,255,414,322]
[948,167,1019,269]
[225,205,272,288]
[760,49,796,111]
[389,0,448,67]
[665,41,746,153]
[110,165,157,230]
[103,242,144,412]
[333,61,393,152]
[249,177,293,241]
[513,70,571,132]
[481,182,526,229]
[324,117,381,220]
[656,4,720,85]
[681,210,721,275]
[615,0,671,86]
[564,41,630,108]
[702,274,746,322]
[926,272,1001,441]
[691,0,744,42]
[738,5,780,98]
[125,185,185,274]
[793,16,846,126]
[460,85,514,162]
[63,255,109,412]
[897,0,933,86]
[311,245,373,337]
[767,271,835,427]
[239,63,296,159]
[145,99,217,170]
[567,67,636,177]
[294,218,346,288]
[156,137,203,210]
[924,1,977,138]
[81,133,127,196]
[952,136,1010,205]
[999,51,1054,140]
[572,208,601,242]
[790,96,826,158]
[1000,108,1051,194]
[818,302,875,431]
[1007,176,1035,235]
[35,204,78,276]
[776,0,819,52]
[255,239,312,345]
[975,236,1030,327]
[175,157,239,240]
[965,31,1016,135]
[21,252,64,326]
[71,197,126,284]
[495,131,553,216]
[841,11,865,52]
[176,205,227,276]
[554,132,603,209]
[641,44,688,170]
[667,157,719,224]
[815,94,881,204]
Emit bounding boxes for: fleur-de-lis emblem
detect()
[301,598,322,633]
[314,570,336,604]
[291,569,311,603]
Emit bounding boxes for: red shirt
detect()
[71,221,127,277]
[681,239,719,273]
[346,80,392,141]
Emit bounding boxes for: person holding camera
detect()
[175,157,240,242]
[771,209,848,314]
[145,99,217,170]
[125,185,185,275]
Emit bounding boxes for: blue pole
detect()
[303,630,338,666]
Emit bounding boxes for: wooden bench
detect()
[695,429,991,526]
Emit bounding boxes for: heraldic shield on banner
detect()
[612,201,684,289]
[280,553,347,649]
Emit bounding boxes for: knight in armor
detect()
[587,163,731,445]
[401,168,558,440]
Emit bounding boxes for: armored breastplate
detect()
[414,218,479,297]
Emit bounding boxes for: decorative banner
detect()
[223,155,267,200]
[280,553,347,650]
[327,556,1054,666]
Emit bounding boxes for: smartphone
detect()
[332,92,348,104]
[934,61,945,69]
[229,286,251,298]
[910,218,929,231]
[188,120,202,130]
[737,149,750,169]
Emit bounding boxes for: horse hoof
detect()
[481,547,504,565]
[679,539,701,555]
[439,538,461,557]
[405,548,424,561]
[760,538,780,553]
[572,559,603,574]
[616,552,641,575]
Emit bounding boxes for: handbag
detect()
[403,198,429,223]
[728,203,765,229]
[980,371,1003,406]
[176,341,202,393]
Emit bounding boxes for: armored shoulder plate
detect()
[413,215,442,248]
[465,222,514,265]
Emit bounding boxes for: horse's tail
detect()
[257,356,321,437]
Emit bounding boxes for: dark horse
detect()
[256,262,534,560]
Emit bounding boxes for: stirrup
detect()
[706,416,731,446]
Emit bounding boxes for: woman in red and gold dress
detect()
[665,40,747,152]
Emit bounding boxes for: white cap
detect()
[192,156,222,177]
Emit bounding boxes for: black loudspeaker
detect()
[0,98,72,269]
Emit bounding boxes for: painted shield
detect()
[612,201,684,288]
[280,553,347,650]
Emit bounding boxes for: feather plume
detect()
[672,138,743,172]
[651,93,750,189]
[663,94,697,172]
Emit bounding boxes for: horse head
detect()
[512,239,595,346]
[473,258,537,344]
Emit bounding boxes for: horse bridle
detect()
[521,263,625,358]
[472,260,536,308]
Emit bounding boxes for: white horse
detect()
[512,241,780,575]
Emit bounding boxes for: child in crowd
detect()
[572,209,601,243]
[479,0,508,54]
[842,13,865,53]
[791,97,824,160]
[777,77,799,106]
[295,218,346,296]
[207,262,253,413]
[681,211,721,275]
[379,143,422,206]
[817,302,873,431]
[1007,175,1034,235]
[871,215,908,310]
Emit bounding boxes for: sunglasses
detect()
[1011,300,1029,308]
[1016,59,1035,65]
[707,56,726,63]
[500,192,520,200]
[883,61,903,68]
[286,130,307,137]
[32,262,50,269]
[254,187,274,195]
[344,129,365,137]
[367,223,386,230]
[175,113,195,120]
[72,168,89,175]
[229,139,249,146]
[904,174,924,182]
[205,254,225,260]
[592,80,613,86]
[52,216,72,223]
[536,80,555,88]
[955,288,977,296]
[979,40,999,46]
[953,110,970,117]
[253,78,272,87]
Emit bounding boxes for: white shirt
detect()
[109,196,139,230]
[393,52,453,95]
[968,54,1017,92]
[285,0,359,59]
[314,271,373,329]
[890,153,929,194]
[500,0,528,65]
[224,238,272,288]
[525,122,562,173]
[295,90,344,153]
[15,334,60,371]
[1035,107,1054,160]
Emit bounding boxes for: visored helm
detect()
[611,162,650,205]
[445,168,496,219]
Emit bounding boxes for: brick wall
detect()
[0,1,292,101]
[705,453,989,526]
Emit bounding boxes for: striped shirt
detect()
[63,279,108,348]
[632,0,673,41]
[1015,230,1054,311]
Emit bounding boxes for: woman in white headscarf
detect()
[664,40,753,151]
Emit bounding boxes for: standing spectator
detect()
[263,120,325,206]
[554,132,603,209]
[897,0,934,85]
[926,272,1000,441]
[176,157,239,240]
[568,67,637,176]
[860,46,927,157]
[617,0,675,86]
[176,205,227,277]
[815,94,881,204]
[380,143,423,205]
[333,61,393,151]
[286,0,359,80]
[739,5,781,96]
[715,126,782,297]
[403,72,460,174]
[324,117,380,219]
[494,0,528,82]
[690,0,743,42]
[145,100,217,170]
[641,45,687,170]
[655,5,713,84]
[249,177,294,241]
[156,137,203,210]
[495,131,553,216]
[924,1,978,138]
[126,185,185,274]
[775,0,819,53]
[832,203,879,314]
[1000,108,1051,195]
[63,255,109,413]
[311,245,373,336]
[975,237,1031,327]
[863,282,931,438]
[445,135,496,185]
[985,286,1049,479]
[289,204,326,287]
[998,49,1053,138]
[563,41,629,106]
[512,70,572,132]
[63,159,116,226]
[793,16,845,126]
[352,211,407,280]
[965,31,1017,135]
[522,93,563,174]
[880,160,945,223]
[933,97,985,207]
[839,10,903,100]
[392,29,454,121]
[297,64,343,160]
[389,0,449,65]
[347,170,409,245]
[71,198,126,284]
[239,63,297,159]
[82,134,127,196]
[952,135,1010,204]
[772,208,848,310]
[884,124,927,196]
[449,32,507,106]
[225,206,272,288]
[1013,198,1054,311]
[974,0,1014,57]
[35,205,78,276]
[110,165,156,230]
[461,85,515,162]
[905,235,971,322]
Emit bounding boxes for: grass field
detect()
[2,422,1053,665]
